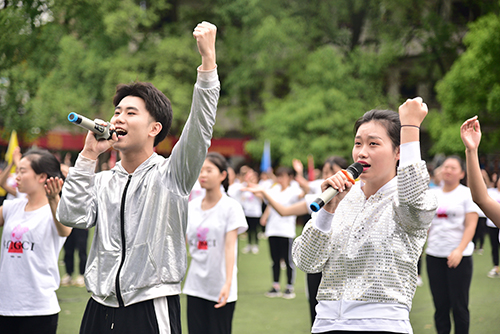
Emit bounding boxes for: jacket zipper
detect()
[115,174,132,308]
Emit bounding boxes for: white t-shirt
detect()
[308,179,324,195]
[265,185,302,238]
[258,179,275,190]
[426,184,480,258]
[0,198,66,316]
[227,182,262,218]
[189,179,206,202]
[183,194,248,303]
[486,188,500,228]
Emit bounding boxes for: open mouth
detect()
[358,161,371,172]
[115,128,128,137]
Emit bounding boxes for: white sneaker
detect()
[416,276,423,287]
[283,288,296,299]
[61,274,72,286]
[265,287,282,298]
[73,275,86,287]
[251,245,259,254]
[487,268,499,278]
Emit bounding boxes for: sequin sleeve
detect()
[292,218,332,274]
[395,161,437,233]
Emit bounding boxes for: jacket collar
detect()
[112,152,162,176]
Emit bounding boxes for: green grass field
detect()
[54,226,500,334]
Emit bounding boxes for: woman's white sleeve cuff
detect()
[399,141,421,167]
[313,209,334,233]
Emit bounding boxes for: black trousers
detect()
[268,236,295,285]
[187,295,235,334]
[246,216,260,245]
[307,272,322,325]
[80,296,181,334]
[0,314,58,334]
[63,228,88,275]
[426,255,473,334]
[473,217,487,249]
[487,226,499,266]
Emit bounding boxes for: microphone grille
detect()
[348,162,364,179]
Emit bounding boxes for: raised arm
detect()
[292,159,311,194]
[246,185,308,217]
[169,22,220,195]
[46,177,72,237]
[396,98,437,231]
[194,21,217,71]
[461,117,500,227]
[0,147,21,197]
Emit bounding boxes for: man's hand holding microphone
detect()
[68,112,118,161]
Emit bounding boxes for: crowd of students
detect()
[1,20,500,334]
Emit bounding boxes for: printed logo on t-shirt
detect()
[197,226,209,250]
[4,224,34,257]
[436,206,448,218]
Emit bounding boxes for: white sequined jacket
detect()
[293,161,437,317]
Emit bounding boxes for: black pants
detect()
[307,272,322,325]
[246,216,260,245]
[187,295,235,334]
[473,217,487,249]
[0,314,58,334]
[268,236,295,285]
[426,255,473,334]
[80,296,181,334]
[487,226,499,266]
[64,228,88,275]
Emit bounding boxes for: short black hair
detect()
[113,82,173,147]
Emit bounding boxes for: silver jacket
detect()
[57,71,220,307]
[293,161,437,311]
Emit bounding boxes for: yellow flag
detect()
[6,130,19,174]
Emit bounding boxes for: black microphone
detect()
[68,112,116,140]
[310,162,364,212]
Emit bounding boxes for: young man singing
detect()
[57,21,219,334]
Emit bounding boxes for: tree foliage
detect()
[434,10,500,155]
[1,0,499,166]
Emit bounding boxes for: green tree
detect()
[434,10,500,155]
[245,46,390,166]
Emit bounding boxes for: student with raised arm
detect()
[293,98,437,333]
[0,147,26,200]
[461,116,500,228]
[56,21,219,334]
